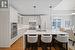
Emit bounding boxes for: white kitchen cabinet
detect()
[10,7,23,47]
[10,7,18,23]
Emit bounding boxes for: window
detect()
[65,20,71,27]
[52,19,61,30]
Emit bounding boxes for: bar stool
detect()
[41,34,52,50]
[26,34,38,50]
[55,34,68,50]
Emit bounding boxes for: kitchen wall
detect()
[52,15,72,27]
[71,15,75,29]
[0,9,10,47]
[51,10,73,30]
[53,0,75,10]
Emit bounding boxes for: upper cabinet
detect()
[10,7,18,23]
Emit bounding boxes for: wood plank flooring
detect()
[0,37,23,50]
[0,36,72,50]
[25,47,58,50]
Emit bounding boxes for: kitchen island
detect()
[24,30,68,35]
[23,30,69,50]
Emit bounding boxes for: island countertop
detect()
[24,30,68,35]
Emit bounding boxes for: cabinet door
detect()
[10,7,18,23]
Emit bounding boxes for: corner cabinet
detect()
[0,0,23,47]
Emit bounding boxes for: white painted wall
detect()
[0,9,10,47]
[53,0,75,10]
[71,15,75,29]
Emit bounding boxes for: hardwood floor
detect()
[0,36,72,50]
[0,37,23,50]
[25,47,56,50]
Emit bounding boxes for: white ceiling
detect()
[53,0,75,10]
[10,0,75,13]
